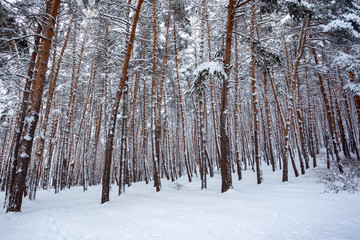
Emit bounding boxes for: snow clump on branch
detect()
[191,62,227,94]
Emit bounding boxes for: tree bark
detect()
[250,5,262,185]
[311,47,344,174]
[101,0,144,204]
[173,20,192,183]
[7,0,61,212]
[220,0,236,192]
[151,0,161,192]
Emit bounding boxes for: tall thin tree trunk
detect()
[5,18,44,208]
[311,47,344,173]
[250,5,262,185]
[282,19,308,182]
[151,0,161,192]
[233,22,242,180]
[338,68,359,160]
[173,20,192,183]
[220,0,237,192]
[101,0,144,204]
[348,71,360,125]
[118,83,129,195]
[263,70,276,171]
[7,0,61,212]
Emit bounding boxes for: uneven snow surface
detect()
[1,167,360,240]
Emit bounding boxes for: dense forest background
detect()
[0,0,359,212]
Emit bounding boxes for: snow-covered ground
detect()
[1,165,360,240]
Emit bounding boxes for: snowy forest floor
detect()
[1,153,360,240]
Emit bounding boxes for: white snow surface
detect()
[1,167,360,240]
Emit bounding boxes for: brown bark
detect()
[296,73,310,170]
[250,5,262,185]
[7,0,61,212]
[141,76,150,184]
[4,19,44,207]
[130,71,140,182]
[42,111,59,190]
[69,43,97,188]
[282,19,308,182]
[34,12,74,173]
[333,83,351,159]
[30,12,75,199]
[204,10,221,167]
[220,0,236,192]
[101,0,144,204]
[338,68,360,160]
[234,22,242,180]
[305,67,317,167]
[118,83,129,195]
[61,23,88,190]
[151,0,161,192]
[158,14,171,181]
[311,47,344,173]
[199,0,207,188]
[173,20,192,183]
[263,70,275,171]
[348,71,360,124]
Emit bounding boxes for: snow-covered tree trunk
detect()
[33,12,74,194]
[118,83,128,196]
[220,0,237,193]
[173,20,192,183]
[263,70,275,172]
[250,5,262,185]
[305,67,317,168]
[338,68,360,160]
[158,14,171,181]
[7,0,61,212]
[311,47,344,174]
[150,0,161,192]
[101,0,144,204]
[4,5,46,207]
[233,21,243,180]
[130,70,140,183]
